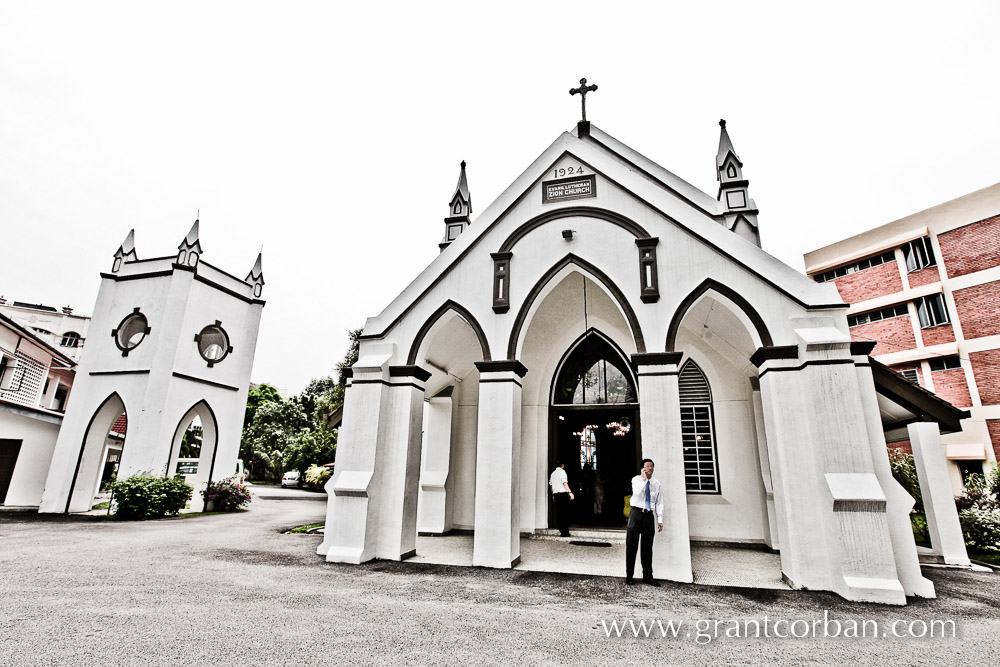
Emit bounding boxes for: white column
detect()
[632,353,692,583]
[749,383,780,549]
[418,390,453,534]
[754,333,905,605]
[322,352,388,564]
[852,346,935,597]
[376,365,427,560]
[909,421,971,566]
[472,361,525,568]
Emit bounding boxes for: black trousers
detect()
[625,509,654,579]
[553,493,571,536]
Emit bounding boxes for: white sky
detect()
[2,1,999,396]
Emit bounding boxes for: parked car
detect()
[281,470,303,488]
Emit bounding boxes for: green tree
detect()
[283,427,337,474]
[244,383,282,428]
[888,447,922,513]
[241,398,308,480]
[332,328,362,407]
[298,375,337,418]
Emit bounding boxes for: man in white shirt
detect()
[549,461,574,537]
[625,458,663,586]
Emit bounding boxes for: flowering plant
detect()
[201,476,252,511]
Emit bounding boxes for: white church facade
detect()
[318,111,969,605]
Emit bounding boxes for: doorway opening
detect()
[550,331,640,529]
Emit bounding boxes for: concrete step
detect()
[529,528,627,544]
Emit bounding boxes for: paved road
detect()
[1,489,997,666]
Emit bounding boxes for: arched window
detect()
[679,360,719,493]
[553,334,637,405]
[61,331,81,347]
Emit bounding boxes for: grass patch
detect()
[92,501,111,510]
[249,480,276,486]
[288,522,324,534]
[968,546,1000,567]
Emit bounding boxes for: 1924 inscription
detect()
[543,173,596,203]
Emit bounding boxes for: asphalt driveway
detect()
[1,489,997,666]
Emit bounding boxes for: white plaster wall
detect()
[0,410,61,506]
[678,341,766,543]
[447,370,479,530]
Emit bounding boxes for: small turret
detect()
[715,120,761,247]
[112,229,138,272]
[440,161,472,251]
[177,219,203,268]
[245,251,265,298]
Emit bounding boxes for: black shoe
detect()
[560,532,571,537]
[643,578,661,588]
[625,577,636,585]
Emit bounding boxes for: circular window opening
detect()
[113,311,149,355]
[197,323,231,364]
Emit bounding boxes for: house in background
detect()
[0,298,92,362]
[0,311,76,507]
[804,183,1000,491]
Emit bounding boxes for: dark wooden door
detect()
[0,439,23,504]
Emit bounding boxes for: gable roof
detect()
[362,123,844,339]
[0,311,77,367]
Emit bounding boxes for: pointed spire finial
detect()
[177,217,203,267]
[121,229,135,254]
[440,161,473,251]
[245,250,265,298]
[112,229,138,272]
[714,119,760,247]
[184,218,200,246]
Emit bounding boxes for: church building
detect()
[318,88,966,604]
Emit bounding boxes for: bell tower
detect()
[39,221,266,514]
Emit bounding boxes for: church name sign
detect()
[543,174,597,203]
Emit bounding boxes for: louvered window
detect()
[679,361,719,493]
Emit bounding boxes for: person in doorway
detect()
[549,460,574,537]
[625,458,663,587]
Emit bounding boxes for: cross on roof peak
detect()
[569,78,598,122]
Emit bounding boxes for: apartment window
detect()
[60,331,81,347]
[916,294,949,328]
[928,356,962,371]
[958,461,984,485]
[813,251,895,283]
[903,237,936,272]
[847,303,909,327]
[896,368,920,385]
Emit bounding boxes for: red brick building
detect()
[804,183,1000,491]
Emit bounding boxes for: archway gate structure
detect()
[319,119,933,605]
[38,222,265,514]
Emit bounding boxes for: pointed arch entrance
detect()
[550,330,640,528]
[65,392,127,513]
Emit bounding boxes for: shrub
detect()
[910,513,930,547]
[958,507,1000,548]
[111,472,193,520]
[955,473,998,511]
[305,464,332,489]
[201,476,252,511]
[888,448,922,512]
